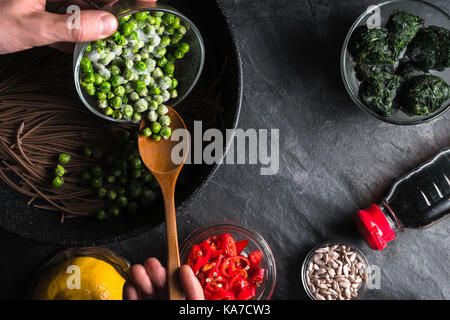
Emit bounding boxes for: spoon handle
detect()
[161,182,185,300]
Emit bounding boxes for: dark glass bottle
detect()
[354,149,450,250]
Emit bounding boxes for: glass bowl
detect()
[341,0,450,125]
[73,1,205,123]
[180,221,277,300]
[300,241,369,300]
[30,246,130,299]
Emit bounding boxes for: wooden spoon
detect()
[138,106,189,300]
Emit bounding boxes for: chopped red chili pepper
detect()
[186,245,205,275]
[221,233,237,256]
[249,267,264,286]
[236,285,256,300]
[249,250,262,268]
[208,290,235,300]
[229,274,250,295]
[220,256,250,278]
[235,240,248,255]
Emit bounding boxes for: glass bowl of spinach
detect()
[341,0,450,125]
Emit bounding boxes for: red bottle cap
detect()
[354,204,396,250]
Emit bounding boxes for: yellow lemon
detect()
[33,256,126,300]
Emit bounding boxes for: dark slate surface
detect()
[0,0,449,300]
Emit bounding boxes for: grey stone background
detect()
[0,0,449,300]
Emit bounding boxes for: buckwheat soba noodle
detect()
[0,49,224,222]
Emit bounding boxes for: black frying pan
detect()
[0,0,242,246]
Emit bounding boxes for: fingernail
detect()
[99,14,117,37]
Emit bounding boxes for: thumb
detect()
[29,10,117,46]
[179,265,205,300]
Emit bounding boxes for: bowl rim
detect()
[73,3,206,124]
[340,0,450,126]
[180,220,277,300]
[300,240,370,300]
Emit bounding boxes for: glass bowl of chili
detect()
[180,221,276,300]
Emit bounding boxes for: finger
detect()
[143,258,167,297]
[130,264,156,299]
[28,10,117,47]
[123,282,140,300]
[180,265,205,300]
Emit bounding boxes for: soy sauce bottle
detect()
[354,149,450,250]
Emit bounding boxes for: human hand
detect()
[0,0,156,54]
[123,258,205,300]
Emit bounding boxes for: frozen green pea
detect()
[164,62,175,76]
[157,105,168,115]
[129,92,140,101]
[178,42,190,54]
[98,187,107,198]
[123,104,134,119]
[52,177,63,187]
[142,127,152,137]
[151,121,162,134]
[55,165,65,177]
[171,33,183,45]
[112,110,123,120]
[85,44,92,53]
[152,67,163,78]
[154,95,164,105]
[94,73,104,85]
[144,25,155,36]
[99,82,111,93]
[109,206,121,217]
[91,177,102,189]
[125,59,134,69]
[139,74,152,86]
[98,99,108,109]
[104,107,113,116]
[106,175,116,184]
[109,65,121,76]
[128,19,138,30]
[138,87,148,97]
[58,153,71,164]
[145,59,156,72]
[97,91,107,100]
[83,146,92,157]
[161,89,170,102]
[107,190,117,201]
[148,99,158,110]
[156,26,165,35]
[159,115,171,127]
[124,83,134,94]
[152,134,161,141]
[135,11,148,22]
[170,89,178,99]
[171,78,178,89]
[114,86,125,97]
[153,46,166,58]
[160,127,172,139]
[165,27,175,35]
[117,196,128,208]
[147,110,158,122]
[178,25,187,35]
[135,61,147,72]
[159,76,172,90]
[134,98,148,112]
[110,96,122,109]
[132,112,142,122]
[97,210,106,220]
[135,80,146,92]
